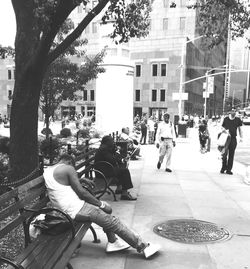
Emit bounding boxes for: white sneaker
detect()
[106,238,130,253]
[143,243,161,258]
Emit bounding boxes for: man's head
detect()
[122,127,129,135]
[229,108,236,119]
[163,113,170,123]
[101,135,115,149]
[58,153,75,167]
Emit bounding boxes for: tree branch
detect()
[47,0,110,64]
[34,0,76,66]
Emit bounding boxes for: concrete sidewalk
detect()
[69,134,250,269]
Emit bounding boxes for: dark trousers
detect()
[114,167,133,190]
[140,128,147,144]
[222,137,237,172]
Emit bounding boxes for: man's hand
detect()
[100,201,112,214]
[81,178,96,190]
[156,143,160,149]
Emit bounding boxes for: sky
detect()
[0,1,16,47]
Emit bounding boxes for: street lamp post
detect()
[178,35,204,119]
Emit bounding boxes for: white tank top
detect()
[43,164,84,219]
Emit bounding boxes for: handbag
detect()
[32,213,71,236]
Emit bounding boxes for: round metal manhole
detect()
[153,219,231,244]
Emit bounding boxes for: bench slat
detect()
[10,222,91,269]
[0,196,49,238]
[53,222,92,269]
[0,188,18,205]
[18,176,45,193]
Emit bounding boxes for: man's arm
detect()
[66,165,112,213]
[67,166,101,206]
[238,126,243,140]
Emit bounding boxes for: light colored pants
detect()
[75,202,144,251]
[158,138,173,168]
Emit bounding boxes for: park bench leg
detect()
[90,225,101,243]
[107,187,117,201]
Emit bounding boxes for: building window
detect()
[152,89,157,102]
[163,18,168,30]
[135,89,140,102]
[122,49,129,57]
[161,64,167,76]
[92,22,97,33]
[8,70,11,80]
[180,17,186,30]
[77,5,82,13]
[92,0,97,8]
[85,25,90,34]
[152,64,158,76]
[135,65,141,77]
[83,90,87,101]
[163,0,169,7]
[90,90,95,101]
[180,0,186,6]
[160,89,166,102]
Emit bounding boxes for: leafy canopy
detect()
[187,0,250,48]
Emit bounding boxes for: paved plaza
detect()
[1,122,250,268]
[68,128,250,269]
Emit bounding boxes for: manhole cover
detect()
[153,219,231,244]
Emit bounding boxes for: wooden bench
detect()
[0,175,100,269]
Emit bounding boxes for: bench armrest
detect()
[24,207,75,244]
[0,256,24,269]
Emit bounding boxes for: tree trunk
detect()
[9,70,43,182]
[9,0,46,183]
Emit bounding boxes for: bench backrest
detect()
[0,176,48,240]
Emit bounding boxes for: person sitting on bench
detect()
[94,136,137,201]
[43,153,160,257]
[120,127,141,160]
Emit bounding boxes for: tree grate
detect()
[153,219,231,244]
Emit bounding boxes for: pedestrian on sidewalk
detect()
[155,113,176,172]
[220,108,243,175]
[198,119,211,153]
[43,154,160,258]
[140,113,148,145]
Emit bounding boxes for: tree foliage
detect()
[190,0,250,48]
[0,45,15,59]
[8,0,151,181]
[40,52,105,127]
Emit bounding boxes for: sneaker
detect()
[143,243,161,258]
[165,168,172,172]
[220,169,225,174]
[106,238,130,253]
[120,192,137,201]
[157,162,161,169]
[226,170,233,175]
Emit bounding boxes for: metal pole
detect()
[204,71,208,118]
[178,41,185,119]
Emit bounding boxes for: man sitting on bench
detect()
[94,136,137,201]
[43,154,160,257]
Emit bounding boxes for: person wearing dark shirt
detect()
[221,109,243,175]
[94,136,137,200]
[198,119,210,153]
